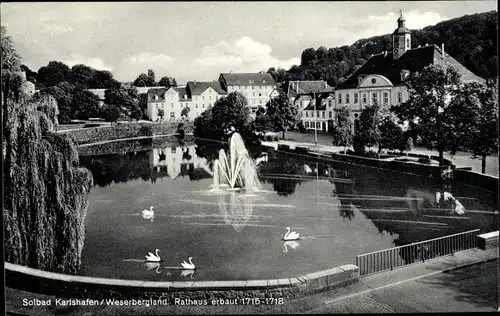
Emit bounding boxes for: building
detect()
[287,81,335,132]
[334,11,485,132]
[146,81,227,122]
[301,91,335,132]
[218,71,278,116]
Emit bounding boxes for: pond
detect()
[77,135,498,282]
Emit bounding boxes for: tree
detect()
[68,64,94,88]
[37,62,69,88]
[138,93,148,118]
[133,73,155,87]
[90,70,120,89]
[147,69,156,85]
[171,78,178,87]
[331,106,353,153]
[355,102,385,153]
[181,106,190,119]
[104,86,141,121]
[1,26,21,72]
[265,93,298,139]
[70,88,101,120]
[452,80,499,173]
[158,76,171,87]
[194,92,251,141]
[102,103,121,124]
[44,82,75,124]
[378,115,408,153]
[392,64,462,167]
[157,108,165,121]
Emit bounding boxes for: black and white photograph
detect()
[2,1,498,315]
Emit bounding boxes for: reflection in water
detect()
[144,262,162,274]
[217,192,256,232]
[180,269,195,279]
[283,241,300,253]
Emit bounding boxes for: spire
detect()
[397,10,406,27]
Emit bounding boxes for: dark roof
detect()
[220,72,276,86]
[392,26,411,35]
[336,44,484,90]
[187,81,227,95]
[304,99,327,111]
[288,81,329,97]
[147,88,168,101]
[174,87,192,101]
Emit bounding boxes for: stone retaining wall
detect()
[5,263,359,300]
[60,123,194,145]
[453,169,499,193]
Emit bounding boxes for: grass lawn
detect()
[283,131,498,177]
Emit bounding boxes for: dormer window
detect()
[249,79,254,84]
[401,70,410,81]
[358,75,366,85]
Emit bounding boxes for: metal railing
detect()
[356,229,480,276]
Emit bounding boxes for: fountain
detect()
[212,133,261,191]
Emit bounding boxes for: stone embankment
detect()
[59,122,194,145]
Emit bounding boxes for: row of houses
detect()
[82,12,483,133]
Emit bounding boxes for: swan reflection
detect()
[180,269,195,279]
[283,241,300,253]
[144,262,162,274]
[217,192,255,232]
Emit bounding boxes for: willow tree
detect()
[3,25,93,273]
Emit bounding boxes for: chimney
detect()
[425,43,429,46]
[229,70,233,74]
[371,54,374,57]
[418,44,421,48]
[441,43,445,59]
[194,80,196,84]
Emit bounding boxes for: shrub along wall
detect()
[60,123,194,145]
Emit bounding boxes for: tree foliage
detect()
[355,103,385,153]
[378,115,410,153]
[104,85,141,120]
[194,92,252,141]
[181,106,190,119]
[70,88,101,120]
[265,93,298,138]
[133,69,156,87]
[392,64,463,164]
[450,80,499,172]
[331,106,353,152]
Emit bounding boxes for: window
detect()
[317,110,320,117]
[252,86,255,89]
[329,100,333,107]
[202,104,205,108]
[306,112,309,117]
[316,122,321,129]
[338,94,342,104]
[154,95,158,100]
[171,103,174,108]
[259,93,262,96]
[301,112,304,117]
[362,94,367,104]
[209,96,211,100]
[259,100,262,104]
[397,92,402,103]
[170,112,175,118]
[253,92,255,97]
[305,122,310,128]
[346,93,350,104]
[195,105,198,108]
[322,112,325,118]
[372,92,378,104]
[371,78,376,84]
[209,89,211,93]
[202,96,204,100]
[354,93,358,103]
[329,111,332,118]
[383,92,389,104]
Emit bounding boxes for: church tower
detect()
[392,10,411,60]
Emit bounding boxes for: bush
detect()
[353,135,365,154]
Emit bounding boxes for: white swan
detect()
[283,227,300,241]
[142,206,154,218]
[145,249,161,262]
[283,240,300,253]
[180,257,195,270]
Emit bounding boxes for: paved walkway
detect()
[5,248,498,315]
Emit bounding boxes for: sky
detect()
[1,1,497,84]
